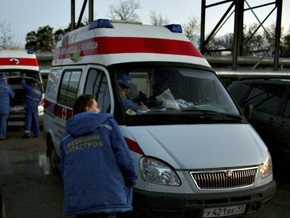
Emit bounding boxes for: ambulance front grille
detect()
[190,167,258,190]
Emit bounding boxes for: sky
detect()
[1,0,290,47]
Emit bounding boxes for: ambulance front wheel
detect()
[49,146,60,175]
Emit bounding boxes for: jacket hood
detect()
[66,112,112,137]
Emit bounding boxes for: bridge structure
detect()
[37,0,290,81]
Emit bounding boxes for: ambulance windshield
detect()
[115,66,240,118]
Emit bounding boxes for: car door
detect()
[271,86,290,165]
[245,83,286,151]
[83,66,113,114]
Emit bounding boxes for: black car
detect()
[228,78,290,172]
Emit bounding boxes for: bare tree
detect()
[242,23,269,57]
[182,15,199,44]
[149,10,169,26]
[0,21,13,49]
[108,0,141,21]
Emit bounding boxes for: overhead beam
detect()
[200,0,283,71]
[274,0,283,71]
[71,0,75,30]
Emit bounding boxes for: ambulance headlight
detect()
[260,151,273,179]
[140,157,181,186]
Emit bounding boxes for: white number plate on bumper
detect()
[203,204,246,217]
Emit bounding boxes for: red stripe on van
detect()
[125,137,144,155]
[54,37,203,60]
[0,58,38,66]
[55,105,73,121]
[44,99,73,121]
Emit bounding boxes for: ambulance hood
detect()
[128,124,267,169]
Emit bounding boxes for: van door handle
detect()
[279,121,286,127]
[267,117,275,124]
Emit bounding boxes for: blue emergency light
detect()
[164,24,182,33]
[89,19,112,30]
[27,50,34,54]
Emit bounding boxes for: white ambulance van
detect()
[0,49,44,126]
[44,19,276,217]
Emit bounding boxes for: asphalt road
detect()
[0,129,289,218]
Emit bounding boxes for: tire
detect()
[49,146,61,175]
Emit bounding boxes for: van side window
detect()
[84,69,111,112]
[58,70,81,107]
[46,69,61,100]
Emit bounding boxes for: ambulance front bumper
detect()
[133,180,276,217]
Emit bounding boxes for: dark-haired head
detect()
[73,94,95,115]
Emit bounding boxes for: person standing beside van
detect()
[60,94,136,217]
[21,73,42,139]
[0,74,15,140]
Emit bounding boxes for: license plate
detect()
[203,204,246,217]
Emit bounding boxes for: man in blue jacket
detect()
[117,74,147,112]
[60,94,136,217]
[21,73,42,139]
[0,74,15,140]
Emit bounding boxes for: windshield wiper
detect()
[182,107,243,120]
[216,113,243,120]
[202,112,245,123]
[181,106,221,115]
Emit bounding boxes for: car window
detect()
[84,68,111,113]
[46,69,61,100]
[228,82,251,104]
[114,66,240,115]
[58,70,81,107]
[0,69,41,81]
[246,84,285,115]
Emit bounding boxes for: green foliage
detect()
[25,25,71,52]
[25,26,54,51]
[281,34,290,57]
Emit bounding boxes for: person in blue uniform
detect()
[60,94,137,218]
[0,74,15,140]
[21,73,42,139]
[117,74,147,112]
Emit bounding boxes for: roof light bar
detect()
[27,50,34,54]
[164,24,182,33]
[89,19,112,30]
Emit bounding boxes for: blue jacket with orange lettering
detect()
[60,112,136,216]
